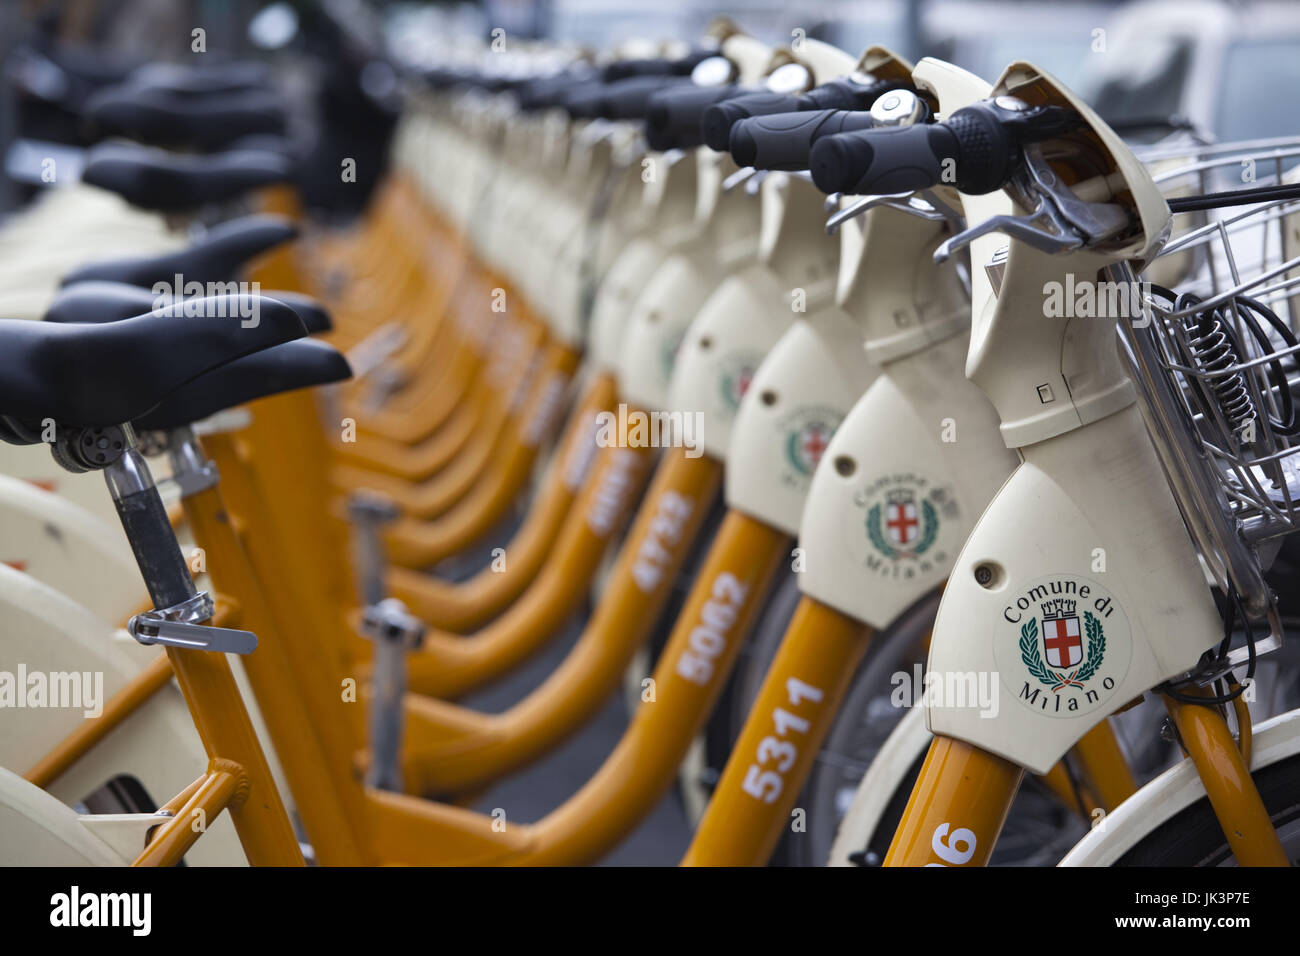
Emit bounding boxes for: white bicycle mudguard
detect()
[828,704,931,866]
[0,474,143,624]
[0,566,246,864]
[544,133,620,347]
[921,62,1222,775]
[667,263,795,460]
[0,767,127,866]
[0,435,176,533]
[1060,709,1300,865]
[588,147,702,378]
[619,34,865,416]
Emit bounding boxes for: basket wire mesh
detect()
[1123,137,1300,649]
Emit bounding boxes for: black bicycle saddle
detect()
[85,82,286,151]
[0,295,307,429]
[129,61,273,97]
[81,142,293,212]
[60,215,297,288]
[46,281,332,335]
[136,339,352,432]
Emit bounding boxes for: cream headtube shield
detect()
[958,63,1169,448]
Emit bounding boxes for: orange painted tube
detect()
[883,736,1025,867]
[160,640,304,866]
[377,341,581,554]
[331,410,508,520]
[184,482,370,864]
[228,378,639,700]
[134,765,241,867]
[1038,761,1093,817]
[334,325,545,522]
[1074,718,1137,814]
[522,511,790,865]
[397,447,723,794]
[1164,691,1288,866]
[349,275,533,445]
[682,596,874,866]
[342,317,479,442]
[334,379,486,483]
[389,373,616,632]
[397,437,654,698]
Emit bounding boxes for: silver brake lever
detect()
[934,202,1081,262]
[917,188,967,230]
[575,119,617,147]
[1021,143,1130,244]
[722,166,756,193]
[825,192,948,235]
[744,169,770,196]
[823,191,842,212]
[658,147,687,169]
[934,145,1129,262]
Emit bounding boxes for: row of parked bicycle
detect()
[2,19,1299,866]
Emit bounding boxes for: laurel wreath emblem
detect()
[785,426,830,475]
[720,372,743,409]
[1020,612,1106,692]
[866,499,939,559]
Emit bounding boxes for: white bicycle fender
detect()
[1060,709,1300,866]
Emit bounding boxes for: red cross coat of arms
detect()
[799,424,829,468]
[1043,613,1084,668]
[886,498,920,547]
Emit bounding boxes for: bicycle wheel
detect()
[776,590,938,866]
[1115,753,1300,866]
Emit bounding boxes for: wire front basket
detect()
[1122,137,1300,637]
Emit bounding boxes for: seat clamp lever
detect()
[127,591,258,655]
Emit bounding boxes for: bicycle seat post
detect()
[49,419,302,864]
[347,490,425,791]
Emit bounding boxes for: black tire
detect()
[777,589,940,866]
[729,568,804,741]
[1116,751,1300,866]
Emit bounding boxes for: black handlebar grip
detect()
[517,73,591,111]
[701,91,803,151]
[810,123,960,195]
[560,80,609,118]
[598,75,687,120]
[729,109,876,171]
[802,78,907,111]
[646,84,741,150]
[941,104,1018,194]
[603,57,672,81]
[603,50,713,81]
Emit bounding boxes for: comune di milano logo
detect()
[993,574,1132,719]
